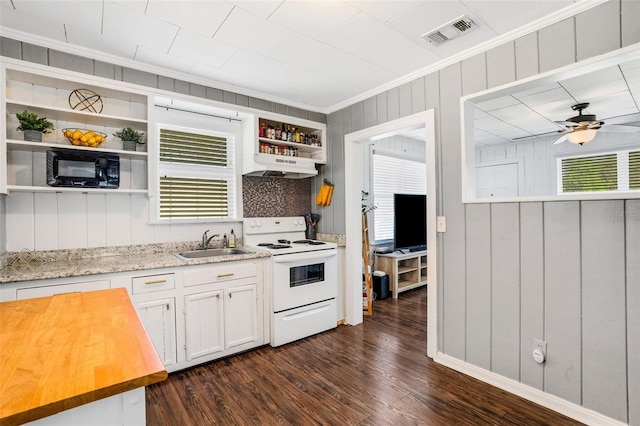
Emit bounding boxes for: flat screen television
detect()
[394,193,427,252]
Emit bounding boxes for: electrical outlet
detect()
[533,339,547,364]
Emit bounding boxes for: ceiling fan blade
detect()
[511,130,563,141]
[554,120,579,127]
[599,124,640,133]
[553,134,568,145]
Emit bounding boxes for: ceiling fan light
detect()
[567,128,597,145]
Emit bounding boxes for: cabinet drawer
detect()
[132,273,175,294]
[17,279,110,300]
[184,263,257,287]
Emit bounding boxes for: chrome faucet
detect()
[200,230,219,249]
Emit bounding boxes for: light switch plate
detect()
[436,216,447,233]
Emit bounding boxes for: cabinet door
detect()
[184,290,224,360]
[16,279,110,300]
[225,284,258,349]
[136,298,176,366]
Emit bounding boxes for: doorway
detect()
[344,110,438,358]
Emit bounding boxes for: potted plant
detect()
[113,127,145,151]
[16,110,54,142]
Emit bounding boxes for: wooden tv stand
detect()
[374,249,427,298]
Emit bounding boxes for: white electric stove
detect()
[244,216,338,346]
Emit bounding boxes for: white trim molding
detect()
[434,353,628,426]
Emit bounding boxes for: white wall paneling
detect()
[626,199,640,426]
[464,203,491,369]
[489,203,520,381]
[580,200,627,420]
[519,202,544,390]
[439,62,466,360]
[543,201,582,405]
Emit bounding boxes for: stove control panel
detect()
[244,216,306,234]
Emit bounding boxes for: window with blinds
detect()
[558,150,640,194]
[157,126,236,220]
[371,152,427,243]
[630,151,640,190]
[560,153,618,193]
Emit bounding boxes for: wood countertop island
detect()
[0,288,168,425]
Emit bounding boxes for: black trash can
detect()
[373,271,389,300]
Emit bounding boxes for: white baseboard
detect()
[433,353,627,426]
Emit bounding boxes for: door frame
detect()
[344,109,438,358]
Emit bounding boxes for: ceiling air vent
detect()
[422,16,477,45]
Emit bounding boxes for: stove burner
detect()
[256,243,291,249]
[278,239,291,244]
[293,239,326,245]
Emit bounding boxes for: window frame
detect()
[557,149,640,196]
[148,102,244,224]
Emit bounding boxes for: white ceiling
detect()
[0,0,596,113]
[472,54,640,146]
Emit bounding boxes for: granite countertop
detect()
[0,243,271,284]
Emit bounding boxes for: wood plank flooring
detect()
[146,287,583,425]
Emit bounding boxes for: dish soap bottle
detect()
[228,229,236,248]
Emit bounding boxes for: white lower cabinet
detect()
[225,284,258,348]
[184,284,258,361]
[135,297,177,367]
[184,290,224,360]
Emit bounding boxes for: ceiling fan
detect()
[514,102,640,145]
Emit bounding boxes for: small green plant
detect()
[16,110,54,133]
[113,127,145,144]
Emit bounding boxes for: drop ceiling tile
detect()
[322,12,403,58]
[350,1,421,23]
[135,45,194,74]
[112,0,147,14]
[511,82,562,99]
[228,0,283,19]
[365,37,442,75]
[569,81,631,104]
[103,1,179,52]
[10,1,102,31]
[66,26,137,60]
[461,1,573,34]
[560,64,624,91]
[268,0,360,40]
[145,0,234,39]
[170,29,238,69]
[0,4,66,42]
[518,87,572,106]
[475,95,520,112]
[387,0,471,40]
[474,115,513,132]
[214,6,292,54]
[221,49,321,89]
[489,103,534,122]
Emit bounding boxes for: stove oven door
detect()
[271,248,337,313]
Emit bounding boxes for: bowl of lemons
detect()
[62,128,107,148]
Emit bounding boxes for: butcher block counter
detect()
[0,288,167,425]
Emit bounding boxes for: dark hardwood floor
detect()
[146,287,583,425]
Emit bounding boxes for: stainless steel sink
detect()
[174,247,253,260]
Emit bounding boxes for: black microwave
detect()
[47,150,120,188]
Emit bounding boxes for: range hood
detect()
[243,154,319,179]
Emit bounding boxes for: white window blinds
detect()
[157,125,236,220]
[372,152,427,242]
[558,149,640,194]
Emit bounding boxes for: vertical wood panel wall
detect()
[317,1,639,423]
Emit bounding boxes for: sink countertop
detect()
[0,288,167,425]
[0,244,270,284]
